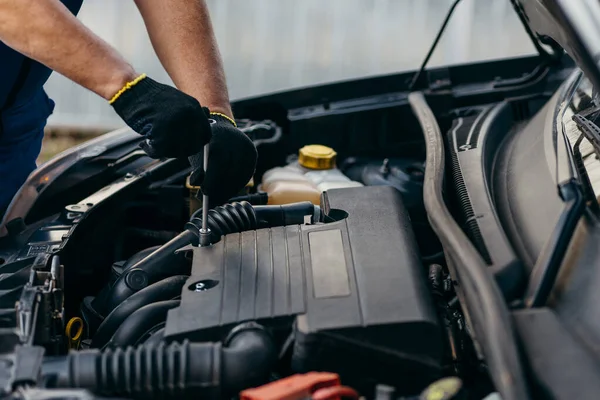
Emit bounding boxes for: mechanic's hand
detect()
[188,114,257,207]
[110,74,211,159]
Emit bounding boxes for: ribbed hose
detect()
[45,324,276,400]
[187,201,257,243]
[187,201,320,244]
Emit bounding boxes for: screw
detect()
[188,279,219,292]
[379,158,390,176]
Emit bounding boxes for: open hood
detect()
[514,0,600,90]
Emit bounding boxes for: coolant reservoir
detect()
[261,144,362,205]
[262,180,322,205]
[261,166,308,186]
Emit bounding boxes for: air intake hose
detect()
[187,201,257,243]
[44,323,275,400]
[104,300,180,349]
[187,200,321,243]
[92,276,187,349]
[103,201,321,314]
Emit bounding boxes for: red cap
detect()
[240,372,341,400]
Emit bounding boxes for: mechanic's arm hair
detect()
[0,0,137,100]
[134,0,233,118]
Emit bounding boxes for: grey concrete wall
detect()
[44,0,535,129]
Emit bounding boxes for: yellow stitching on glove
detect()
[210,112,237,127]
[108,73,148,105]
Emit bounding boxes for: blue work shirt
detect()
[0,0,84,215]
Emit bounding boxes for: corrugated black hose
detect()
[43,323,276,400]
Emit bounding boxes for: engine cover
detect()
[165,186,442,390]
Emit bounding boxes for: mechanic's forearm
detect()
[135,0,232,118]
[0,0,137,100]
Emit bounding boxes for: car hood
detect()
[515,0,600,90]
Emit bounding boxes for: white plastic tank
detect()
[260,144,363,205]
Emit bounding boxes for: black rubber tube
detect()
[92,276,188,349]
[186,200,320,243]
[89,246,162,318]
[45,323,276,399]
[104,300,180,349]
[408,92,529,399]
[186,201,257,243]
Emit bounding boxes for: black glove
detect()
[111,76,211,159]
[188,114,257,207]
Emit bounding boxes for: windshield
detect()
[45,0,536,129]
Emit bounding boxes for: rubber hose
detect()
[89,246,163,319]
[186,201,257,243]
[190,194,269,219]
[186,201,319,243]
[46,323,276,400]
[104,300,180,349]
[92,276,188,349]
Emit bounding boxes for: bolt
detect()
[188,279,219,292]
[379,158,390,176]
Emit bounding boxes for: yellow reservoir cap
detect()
[298,145,337,170]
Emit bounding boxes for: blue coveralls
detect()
[0,0,84,215]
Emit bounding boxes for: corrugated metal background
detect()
[44,0,535,129]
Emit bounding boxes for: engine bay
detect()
[0,55,579,399]
[0,119,469,399]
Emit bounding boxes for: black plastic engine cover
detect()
[164,186,442,390]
